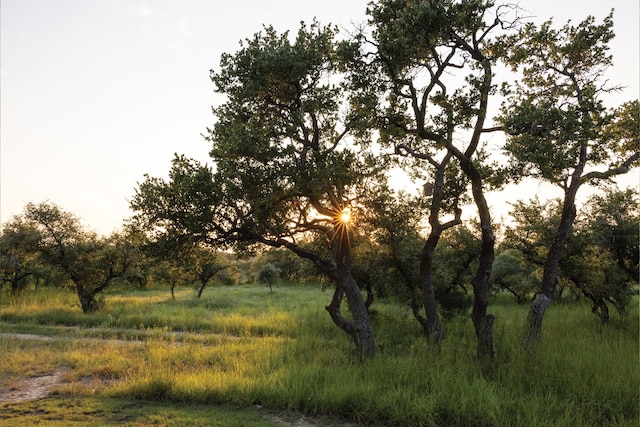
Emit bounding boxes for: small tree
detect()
[184,247,231,298]
[0,217,41,297]
[584,188,639,285]
[566,188,639,323]
[258,263,280,294]
[490,249,537,304]
[152,259,189,301]
[20,202,134,313]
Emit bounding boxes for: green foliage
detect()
[499,12,639,184]
[205,19,387,251]
[432,226,477,317]
[0,217,42,297]
[604,100,640,155]
[360,189,425,304]
[130,155,224,251]
[490,249,537,303]
[355,190,476,319]
[258,263,280,293]
[250,248,311,283]
[585,187,639,280]
[504,189,639,321]
[4,202,138,313]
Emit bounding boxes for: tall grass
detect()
[1,284,638,426]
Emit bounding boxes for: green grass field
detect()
[1,284,638,426]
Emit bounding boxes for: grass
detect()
[0,397,286,427]
[1,283,638,426]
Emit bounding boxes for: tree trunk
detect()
[594,298,609,324]
[417,155,459,348]
[439,59,496,359]
[77,286,97,313]
[420,233,444,347]
[262,235,376,357]
[524,184,579,349]
[325,256,377,358]
[196,280,206,298]
[459,157,496,360]
[10,276,20,296]
[523,293,552,349]
[364,283,374,310]
[470,221,495,360]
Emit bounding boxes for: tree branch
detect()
[395,143,439,168]
[582,151,640,181]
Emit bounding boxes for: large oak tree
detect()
[131,23,387,357]
[498,13,640,347]
[344,0,518,358]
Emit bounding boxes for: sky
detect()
[1,0,638,235]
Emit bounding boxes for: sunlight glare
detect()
[339,209,351,224]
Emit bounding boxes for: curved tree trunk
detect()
[264,236,377,357]
[196,280,207,298]
[458,156,496,360]
[325,252,377,358]
[470,210,496,360]
[524,182,579,349]
[418,154,460,348]
[441,57,496,361]
[170,281,177,301]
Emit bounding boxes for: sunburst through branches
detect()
[330,207,353,256]
[339,209,351,224]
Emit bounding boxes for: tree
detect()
[183,247,232,298]
[131,23,386,357]
[490,249,537,304]
[0,217,41,297]
[364,189,427,318]
[498,13,640,347]
[209,21,389,358]
[567,188,639,323]
[251,248,307,283]
[20,202,134,313]
[258,263,280,294]
[585,188,639,285]
[432,225,478,319]
[504,191,638,324]
[345,0,518,357]
[151,259,190,301]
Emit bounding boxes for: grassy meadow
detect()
[0,283,638,426]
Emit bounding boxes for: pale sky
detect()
[1,0,638,234]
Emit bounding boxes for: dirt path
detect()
[0,332,358,426]
[0,331,142,345]
[0,366,71,404]
[0,332,143,406]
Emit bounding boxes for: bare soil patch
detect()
[0,367,71,404]
[0,331,142,346]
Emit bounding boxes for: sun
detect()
[339,209,351,224]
